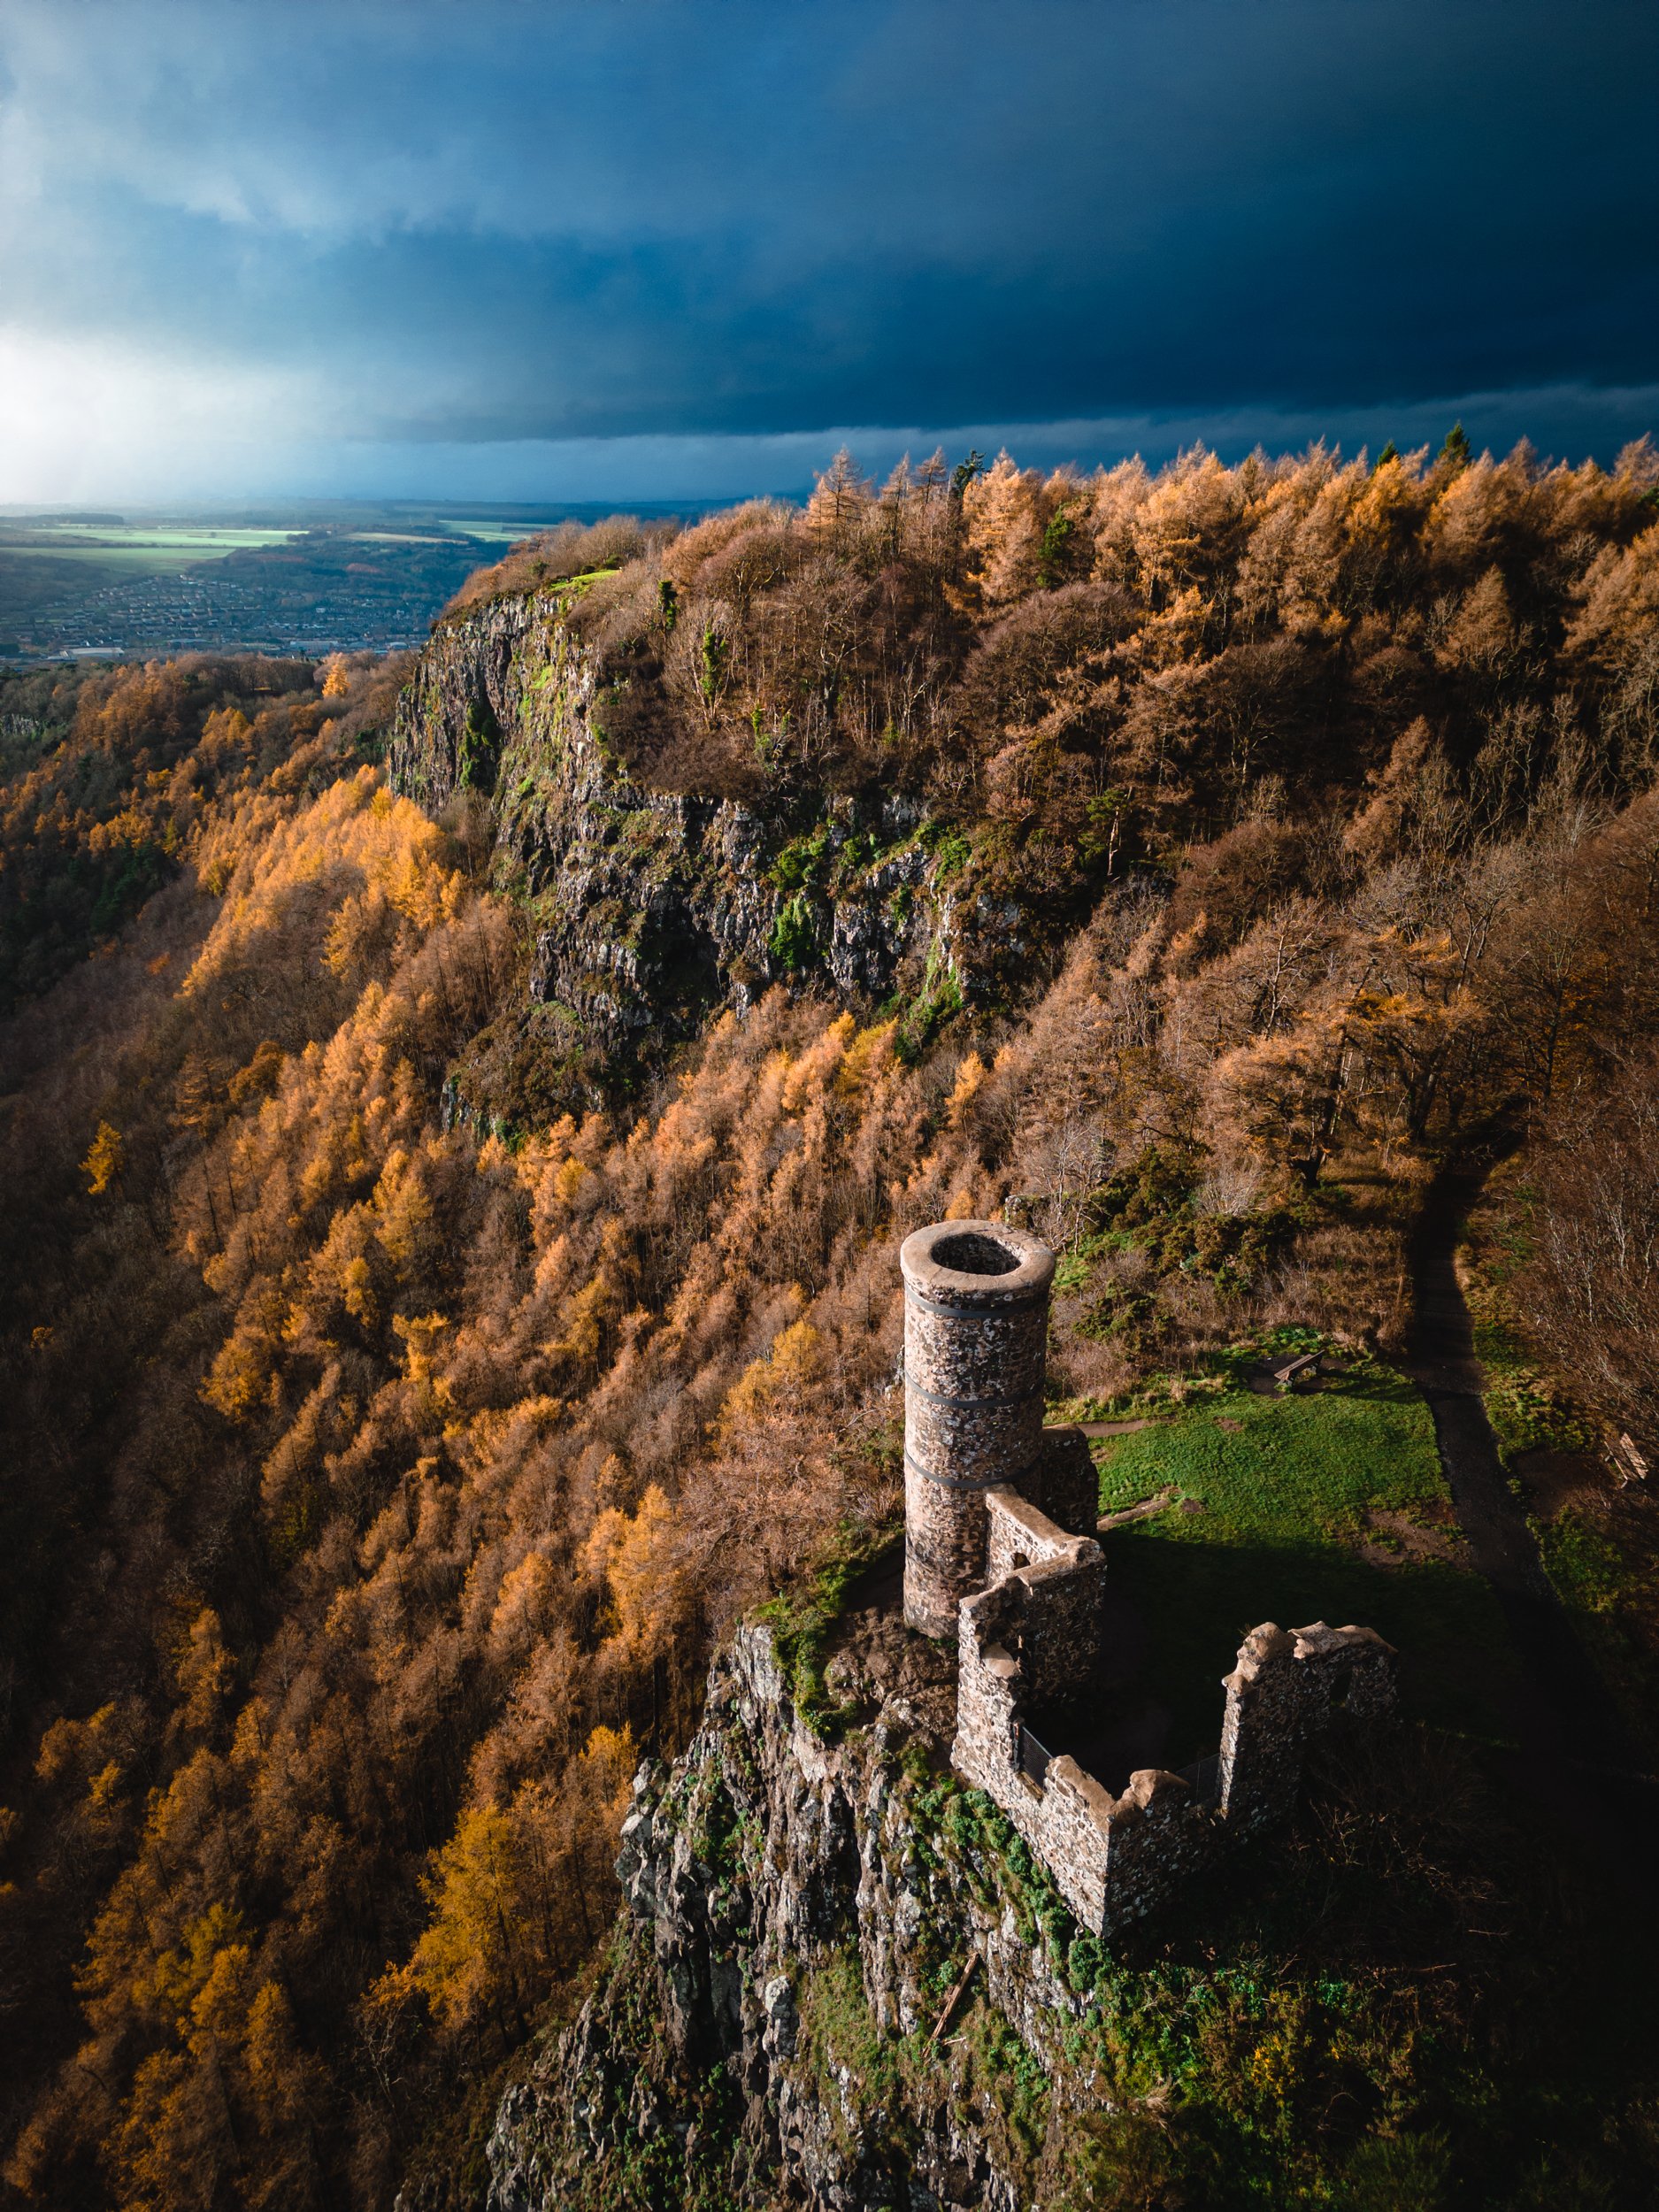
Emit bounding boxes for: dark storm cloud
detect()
[1,0,1655,482]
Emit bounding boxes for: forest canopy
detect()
[4,434,1659,2208]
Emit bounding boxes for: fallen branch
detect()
[1098,1486,1179,1532]
[927,1948,981,2049]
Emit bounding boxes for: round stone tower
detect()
[900,1218,1056,1638]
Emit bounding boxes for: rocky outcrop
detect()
[482,1617,1119,2212]
[387,596,968,1084]
[474,1530,1402,2212]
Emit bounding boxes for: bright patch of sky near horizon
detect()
[1,0,1655,501]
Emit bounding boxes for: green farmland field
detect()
[0,523,301,569]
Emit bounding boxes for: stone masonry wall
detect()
[952,1575,1114,1932]
[896,1214,1400,1942]
[1018,1425,1099,1540]
[956,1561,1400,1938]
[969,1494,1106,1712]
[953,1565,1214,1937]
[1218,1622,1398,1832]
[900,1222,1055,1637]
[1012,1552,1107,1709]
[902,1456,993,1645]
[1098,1770,1226,1932]
[1018,1757,1118,1931]
[985,1485,1091,1581]
[951,1581,1021,1800]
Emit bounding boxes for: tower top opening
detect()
[900,1219,1054,1307]
[931,1230,1022,1276]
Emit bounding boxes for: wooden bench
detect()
[1269,1351,1322,1394]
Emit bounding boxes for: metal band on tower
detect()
[899,1219,1055,1637]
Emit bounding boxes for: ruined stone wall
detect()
[985,1486,1089,1580]
[900,1221,1055,1637]
[1013,1551,1106,1708]
[956,1569,1398,1938]
[952,1581,1021,1799]
[1294,1622,1399,1720]
[1218,1621,1397,1832]
[1098,1770,1225,1930]
[954,1565,1215,1937]
[953,1576,1110,1931]
[966,1499,1105,1717]
[1216,1624,1307,1831]
[905,1216,1401,1942]
[1019,1425,1099,1538]
[1019,1757,1118,1930]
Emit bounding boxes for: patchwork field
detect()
[0,510,574,652]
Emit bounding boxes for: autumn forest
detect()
[4,435,1659,2208]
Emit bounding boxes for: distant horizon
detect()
[6,403,1659,521]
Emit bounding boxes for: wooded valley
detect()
[3,435,1659,2208]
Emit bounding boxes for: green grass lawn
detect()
[1089,1361,1520,1760]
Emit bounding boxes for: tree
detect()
[1210,1006,1351,1185]
[1438,420,1473,474]
[804,448,873,537]
[82,1118,125,1195]
[962,451,1051,605]
[950,449,987,501]
[582,1486,685,1662]
[1520,1047,1659,1442]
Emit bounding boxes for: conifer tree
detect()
[804,447,873,536]
[1439,420,1473,473]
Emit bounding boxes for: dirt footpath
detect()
[1406,1173,1657,1887]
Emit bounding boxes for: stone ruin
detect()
[900,1218,1398,1939]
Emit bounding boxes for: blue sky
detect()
[1,0,1655,502]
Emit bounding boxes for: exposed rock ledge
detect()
[483,1605,1139,2212]
[385,595,976,1081]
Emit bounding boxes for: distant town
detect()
[0,504,687,661]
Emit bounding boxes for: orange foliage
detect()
[6,436,1659,2211]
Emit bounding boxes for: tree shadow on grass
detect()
[1095,1526,1521,1772]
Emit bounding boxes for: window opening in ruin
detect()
[932,1230,1022,1276]
[1018,1724,1053,1788]
[1177,1751,1223,1808]
[1010,1551,1030,1570]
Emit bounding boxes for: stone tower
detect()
[900,1219,1056,1637]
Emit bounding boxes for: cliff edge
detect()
[385,594,1025,1116]
[483,1601,1109,2212]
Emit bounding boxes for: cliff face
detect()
[386,596,1001,1096]
[482,1609,1141,2212]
